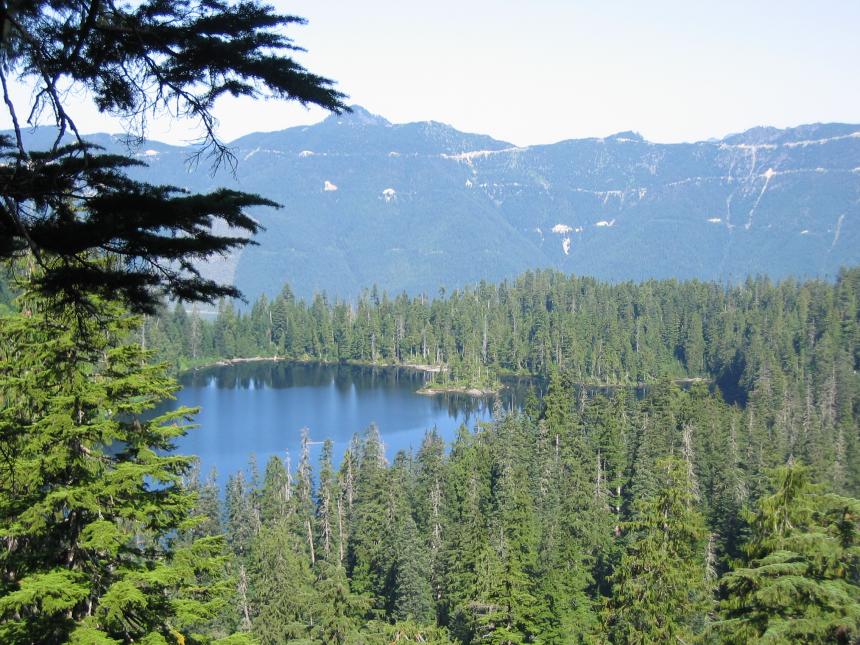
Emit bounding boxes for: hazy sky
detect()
[5,0,859,146]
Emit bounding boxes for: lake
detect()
[162,361,540,482]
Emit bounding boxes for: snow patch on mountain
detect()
[595,219,616,228]
[707,218,722,223]
[562,237,571,255]
[323,180,338,192]
[382,188,397,202]
[299,150,315,157]
[441,147,525,166]
[783,131,860,147]
[746,168,775,230]
[135,148,162,160]
[552,224,573,234]
[832,214,845,248]
[665,176,735,188]
[599,131,646,145]
[721,143,778,152]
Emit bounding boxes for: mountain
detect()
[14,107,860,301]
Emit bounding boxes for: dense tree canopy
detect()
[0,2,350,641]
[126,266,859,643]
[713,465,860,643]
[0,6,857,638]
[182,362,858,644]
[0,278,246,643]
[1,264,858,642]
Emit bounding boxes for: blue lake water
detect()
[161,362,539,481]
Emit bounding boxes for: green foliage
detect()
[363,619,455,643]
[345,425,390,614]
[309,561,368,645]
[6,262,854,642]
[0,0,346,312]
[225,470,259,558]
[604,457,712,644]
[126,266,860,643]
[712,464,860,643]
[154,268,859,465]
[392,514,435,622]
[247,523,316,644]
[184,465,223,541]
[260,455,292,526]
[386,453,435,624]
[170,344,858,644]
[0,283,241,643]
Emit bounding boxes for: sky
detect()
[5,0,860,146]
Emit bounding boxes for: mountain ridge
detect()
[7,110,860,302]
[14,107,858,151]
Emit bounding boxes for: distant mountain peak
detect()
[326,104,390,127]
[606,130,645,143]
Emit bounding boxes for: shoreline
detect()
[190,357,709,391]
[201,355,449,374]
[416,384,505,397]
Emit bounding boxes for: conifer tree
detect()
[585,393,628,521]
[442,425,492,640]
[393,513,435,624]
[259,455,291,526]
[185,465,223,541]
[627,380,683,506]
[345,425,389,614]
[414,429,447,611]
[296,428,317,565]
[246,523,316,644]
[540,371,608,640]
[712,463,860,643]
[0,280,240,643]
[542,368,576,431]
[604,457,711,644]
[317,439,340,563]
[364,619,455,644]
[309,561,367,645]
[224,471,256,559]
[533,417,600,641]
[0,0,347,312]
[475,426,541,644]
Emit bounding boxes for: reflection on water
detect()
[163,362,540,483]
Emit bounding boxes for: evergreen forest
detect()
[3,266,858,643]
[149,268,858,406]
